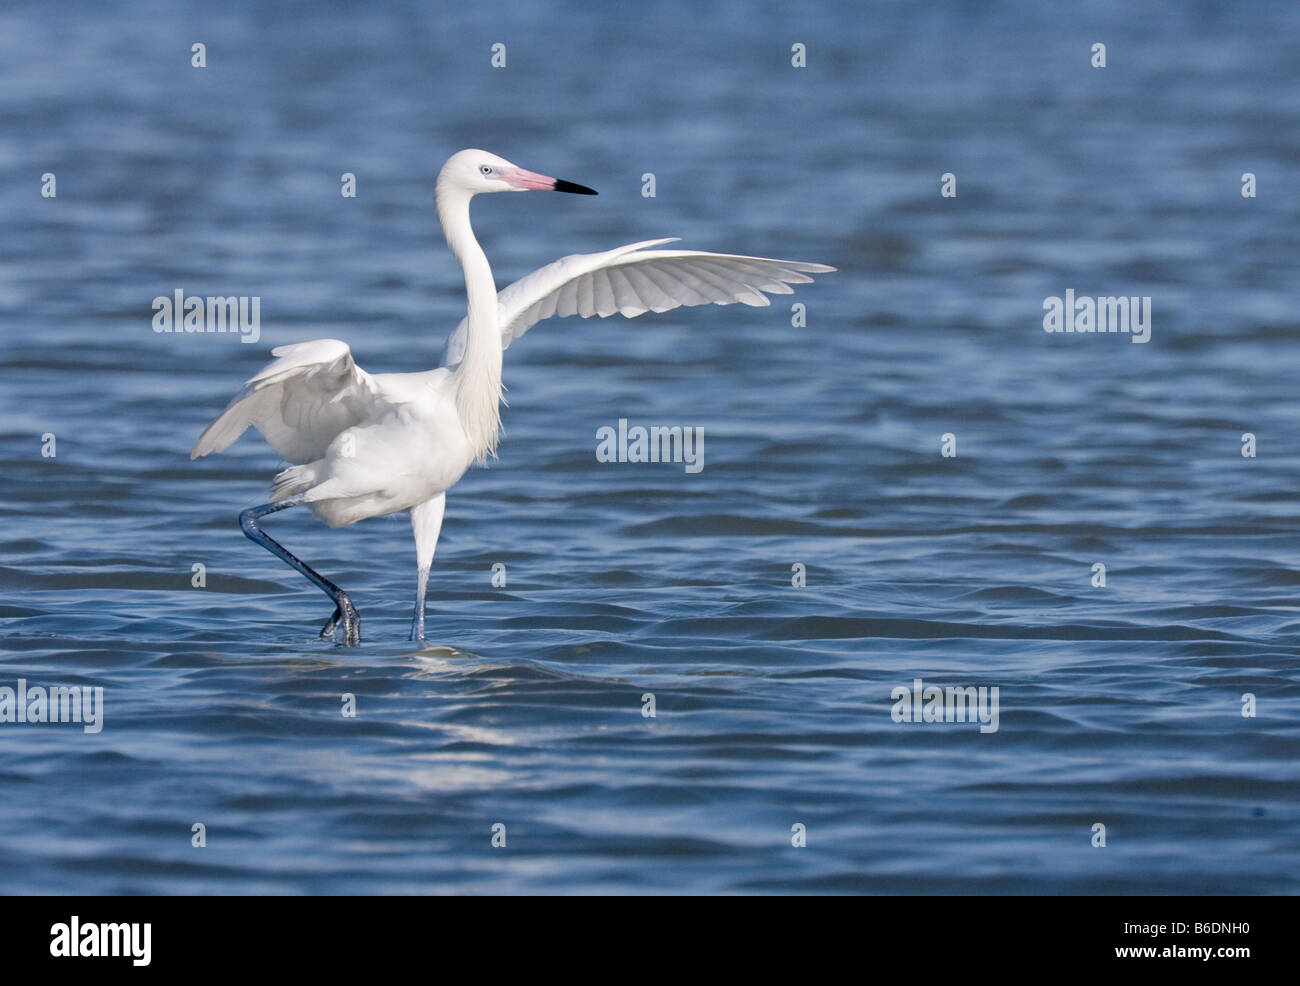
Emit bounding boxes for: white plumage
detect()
[440,238,832,365]
[192,149,834,644]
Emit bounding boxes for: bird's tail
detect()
[271,463,318,501]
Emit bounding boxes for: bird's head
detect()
[437,149,598,197]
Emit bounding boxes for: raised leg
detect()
[408,493,446,643]
[238,496,360,645]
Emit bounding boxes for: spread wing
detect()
[190,339,383,464]
[440,238,835,366]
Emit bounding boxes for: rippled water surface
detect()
[2,0,1299,893]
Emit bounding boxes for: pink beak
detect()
[503,167,597,195]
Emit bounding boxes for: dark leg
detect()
[238,496,360,645]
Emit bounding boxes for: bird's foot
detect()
[408,614,426,645]
[322,596,361,646]
[340,602,361,646]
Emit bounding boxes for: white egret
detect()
[192,149,834,644]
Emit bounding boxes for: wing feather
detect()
[440,238,834,366]
[190,339,383,464]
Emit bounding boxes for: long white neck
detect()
[436,180,503,463]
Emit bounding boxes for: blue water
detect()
[2,0,1298,893]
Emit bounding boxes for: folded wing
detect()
[441,238,835,366]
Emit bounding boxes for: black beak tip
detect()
[554,178,598,195]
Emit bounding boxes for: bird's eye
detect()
[480,165,493,175]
